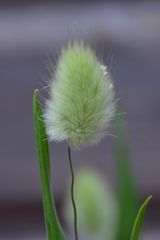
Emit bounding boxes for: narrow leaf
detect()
[33,89,66,240]
[131,196,152,240]
[113,104,138,240]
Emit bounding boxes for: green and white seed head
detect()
[44,41,116,149]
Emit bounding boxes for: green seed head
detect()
[64,169,118,240]
[44,41,115,149]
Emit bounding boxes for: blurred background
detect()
[0,0,160,239]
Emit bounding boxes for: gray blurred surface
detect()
[1,1,160,200]
[2,228,160,240]
[0,2,160,239]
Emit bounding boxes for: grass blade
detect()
[113,105,138,240]
[131,196,152,240]
[33,89,66,240]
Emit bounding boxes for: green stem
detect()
[67,146,79,240]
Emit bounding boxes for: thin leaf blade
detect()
[33,89,66,240]
[113,104,138,240]
[131,196,152,240]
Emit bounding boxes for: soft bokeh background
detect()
[0,0,160,239]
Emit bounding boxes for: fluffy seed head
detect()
[44,41,115,149]
[64,169,118,240]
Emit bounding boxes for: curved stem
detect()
[67,146,79,240]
